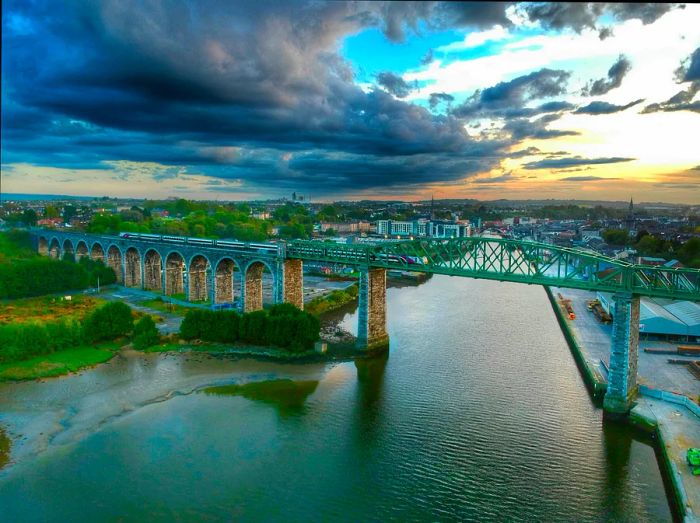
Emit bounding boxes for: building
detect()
[597,292,700,340]
[376,219,470,238]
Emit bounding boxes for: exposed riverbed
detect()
[0,275,674,522]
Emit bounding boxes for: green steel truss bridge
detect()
[286,236,700,301]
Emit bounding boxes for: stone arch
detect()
[188,254,211,302]
[107,245,123,283]
[144,249,163,292]
[62,239,74,260]
[243,260,274,312]
[91,242,105,262]
[124,247,142,288]
[164,251,186,297]
[38,237,48,256]
[75,241,89,260]
[49,238,61,259]
[214,257,242,304]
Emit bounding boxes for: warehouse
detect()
[597,292,700,341]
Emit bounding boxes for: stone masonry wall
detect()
[283,259,304,310]
[244,263,264,312]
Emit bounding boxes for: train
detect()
[118,232,278,253]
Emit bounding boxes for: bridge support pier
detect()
[243,263,264,312]
[603,292,640,418]
[356,267,389,351]
[276,259,304,310]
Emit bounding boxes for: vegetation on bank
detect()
[0,301,158,381]
[305,284,359,316]
[0,231,117,299]
[179,303,320,353]
[0,295,105,325]
[0,345,117,381]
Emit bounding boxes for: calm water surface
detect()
[0,276,673,522]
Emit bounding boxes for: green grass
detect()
[0,343,118,381]
[141,298,189,316]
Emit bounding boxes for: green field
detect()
[0,344,119,381]
[141,298,190,316]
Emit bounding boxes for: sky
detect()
[1,1,699,203]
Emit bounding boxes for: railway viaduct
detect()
[31,230,700,417]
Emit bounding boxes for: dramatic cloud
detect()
[523,156,635,170]
[428,92,455,110]
[451,68,571,118]
[504,115,579,140]
[559,175,621,181]
[519,3,679,33]
[582,55,631,96]
[642,82,700,114]
[574,99,644,115]
[376,72,415,98]
[0,1,693,198]
[677,46,700,82]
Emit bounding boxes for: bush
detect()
[83,301,134,343]
[0,319,83,364]
[177,304,320,352]
[133,315,160,350]
[239,310,268,345]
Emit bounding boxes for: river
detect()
[0,275,673,521]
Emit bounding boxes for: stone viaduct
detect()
[32,230,700,418]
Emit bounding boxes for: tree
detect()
[133,315,160,350]
[62,205,77,224]
[22,209,38,226]
[601,229,629,246]
[83,301,134,343]
[44,205,59,218]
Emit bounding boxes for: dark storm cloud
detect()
[642,82,700,114]
[520,3,679,33]
[574,99,644,115]
[504,117,579,140]
[582,55,631,96]
[429,92,455,110]
[0,1,684,195]
[376,72,415,98]
[451,69,571,118]
[523,156,635,170]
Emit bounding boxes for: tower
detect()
[624,197,635,231]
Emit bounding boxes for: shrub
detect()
[133,315,160,350]
[83,301,133,343]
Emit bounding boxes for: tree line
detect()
[179,303,320,352]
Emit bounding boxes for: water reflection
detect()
[202,379,319,416]
[0,427,9,470]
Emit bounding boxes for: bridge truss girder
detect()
[286,237,700,301]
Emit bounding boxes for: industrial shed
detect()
[597,292,700,340]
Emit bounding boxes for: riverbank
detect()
[0,342,120,381]
[545,285,700,522]
[141,339,367,363]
